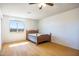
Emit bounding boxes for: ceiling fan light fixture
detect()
[38,3,46,8]
[28,3,54,10]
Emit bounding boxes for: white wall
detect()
[0,8,3,51]
[39,8,79,50]
[2,15,38,43]
[0,13,1,51]
[0,18,1,50]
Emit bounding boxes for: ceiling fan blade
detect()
[46,3,54,6]
[29,3,37,5]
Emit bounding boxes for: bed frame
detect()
[26,30,51,45]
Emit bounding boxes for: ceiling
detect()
[0,3,79,19]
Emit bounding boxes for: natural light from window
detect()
[9,20,24,32]
[9,42,29,47]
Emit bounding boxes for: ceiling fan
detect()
[29,3,54,9]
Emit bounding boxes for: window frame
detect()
[9,20,25,32]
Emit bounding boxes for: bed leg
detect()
[36,42,39,45]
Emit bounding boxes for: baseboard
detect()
[51,41,79,51]
[2,40,26,45]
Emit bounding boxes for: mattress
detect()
[28,33,42,36]
[28,35,37,42]
[28,33,42,43]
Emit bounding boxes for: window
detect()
[9,20,24,32]
[17,21,24,32]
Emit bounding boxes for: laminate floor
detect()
[0,40,79,56]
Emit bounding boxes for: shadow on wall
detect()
[51,35,70,47]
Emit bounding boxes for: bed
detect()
[26,30,51,44]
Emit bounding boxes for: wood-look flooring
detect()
[0,40,79,56]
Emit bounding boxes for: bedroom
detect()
[0,3,79,56]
